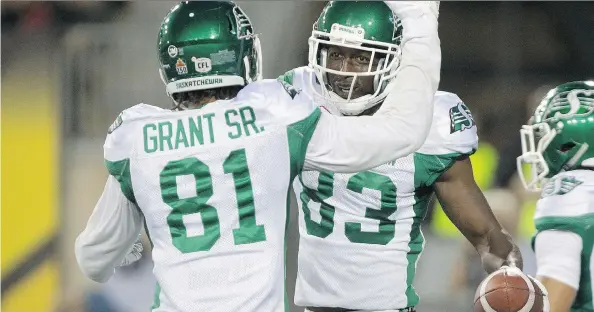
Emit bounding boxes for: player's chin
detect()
[332,88,366,100]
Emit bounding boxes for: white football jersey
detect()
[76,66,445,312]
[533,170,594,311]
[281,67,478,310]
[103,80,325,312]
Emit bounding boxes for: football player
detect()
[74,1,442,311]
[277,2,523,311]
[517,81,594,312]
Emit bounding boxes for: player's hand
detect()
[118,237,143,267]
[480,248,523,273]
[384,1,439,20]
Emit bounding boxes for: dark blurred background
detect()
[2,2,593,312]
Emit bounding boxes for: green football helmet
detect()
[517,80,594,191]
[157,1,262,103]
[308,1,403,115]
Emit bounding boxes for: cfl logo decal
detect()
[191,57,212,73]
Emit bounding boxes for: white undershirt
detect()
[534,230,583,290]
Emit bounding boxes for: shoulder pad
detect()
[104,104,164,161]
[238,79,316,127]
[535,171,594,220]
[417,91,478,156]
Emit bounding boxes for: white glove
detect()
[384,1,439,20]
[384,1,439,42]
[118,237,143,267]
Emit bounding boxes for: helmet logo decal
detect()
[449,102,475,133]
[391,12,400,41]
[175,58,188,75]
[107,113,123,134]
[168,45,178,58]
[191,57,212,73]
[541,176,583,198]
[329,23,365,41]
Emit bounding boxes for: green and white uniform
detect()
[75,1,444,311]
[74,78,438,312]
[532,170,594,312]
[281,67,478,310]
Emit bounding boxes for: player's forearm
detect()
[374,12,441,154]
[75,234,117,283]
[75,176,144,283]
[435,162,523,272]
[538,277,576,312]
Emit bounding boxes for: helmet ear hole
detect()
[559,142,577,152]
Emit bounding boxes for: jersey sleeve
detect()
[417,92,478,156]
[530,174,594,279]
[75,176,144,283]
[533,230,583,290]
[248,79,429,174]
[267,79,450,174]
[103,104,163,203]
[411,93,479,186]
[532,176,594,236]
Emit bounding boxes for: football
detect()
[474,266,549,312]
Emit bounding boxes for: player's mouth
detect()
[333,82,361,98]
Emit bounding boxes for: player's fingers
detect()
[481,253,505,273]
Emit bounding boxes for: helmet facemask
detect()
[308,22,402,116]
[517,122,555,191]
[517,85,594,191]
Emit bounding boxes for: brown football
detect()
[474,266,548,312]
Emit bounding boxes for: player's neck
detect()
[188,96,217,109]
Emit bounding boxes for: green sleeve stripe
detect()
[287,107,322,176]
[534,214,594,237]
[151,282,161,310]
[104,159,137,204]
[413,152,471,187]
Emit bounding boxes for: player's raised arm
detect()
[376,1,441,148]
[302,2,441,173]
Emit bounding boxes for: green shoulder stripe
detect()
[534,214,594,237]
[413,152,471,187]
[287,108,322,176]
[105,159,137,204]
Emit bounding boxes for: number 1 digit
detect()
[223,149,267,245]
